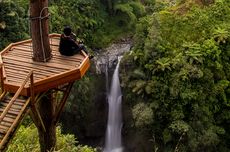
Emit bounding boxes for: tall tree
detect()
[30,0,51,62]
[37,93,57,152]
[29,1,56,152]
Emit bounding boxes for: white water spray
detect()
[104,57,123,152]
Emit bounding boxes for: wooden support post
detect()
[30,105,46,132]
[54,82,74,123]
[30,72,46,132]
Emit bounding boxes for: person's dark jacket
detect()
[59,34,80,56]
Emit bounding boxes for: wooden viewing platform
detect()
[0,33,90,96]
[0,33,90,151]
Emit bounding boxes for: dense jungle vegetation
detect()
[1,0,230,151]
[120,0,230,151]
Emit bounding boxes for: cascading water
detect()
[104,57,123,152]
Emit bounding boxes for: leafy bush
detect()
[7,124,96,152]
[132,102,153,128]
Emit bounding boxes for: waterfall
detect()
[104,57,123,152]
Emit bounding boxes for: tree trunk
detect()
[29,1,56,151]
[30,0,51,62]
[107,0,113,15]
[37,92,57,152]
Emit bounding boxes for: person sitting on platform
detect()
[59,26,87,56]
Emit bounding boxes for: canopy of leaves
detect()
[121,0,230,151]
[0,1,28,49]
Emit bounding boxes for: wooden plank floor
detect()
[0,34,90,95]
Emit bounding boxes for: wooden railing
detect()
[0,64,4,93]
[0,70,33,122]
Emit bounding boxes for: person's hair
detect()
[63,26,72,36]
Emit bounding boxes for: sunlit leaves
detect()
[155,57,171,71]
[0,21,6,29]
[132,102,154,128]
[169,120,189,134]
[129,80,147,95]
[213,27,229,44]
[7,125,96,152]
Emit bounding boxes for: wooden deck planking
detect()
[6,78,30,86]
[10,46,85,61]
[5,69,45,79]
[8,47,84,63]
[10,42,84,56]
[3,58,71,72]
[6,65,60,77]
[3,56,74,70]
[4,52,82,68]
[1,34,90,96]
[3,60,64,76]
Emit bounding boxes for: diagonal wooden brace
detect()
[54,82,74,124]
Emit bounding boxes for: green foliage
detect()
[48,0,105,47]
[114,1,145,26]
[66,75,93,117]
[121,0,230,151]
[132,102,153,128]
[49,0,145,48]
[0,0,28,50]
[1,0,140,50]
[7,124,96,152]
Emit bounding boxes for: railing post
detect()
[30,71,35,105]
[0,64,4,93]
